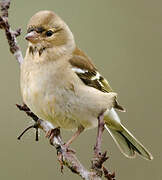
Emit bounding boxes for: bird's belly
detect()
[22,87,80,129]
[22,82,99,130]
[21,74,80,130]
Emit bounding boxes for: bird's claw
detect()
[45,128,60,145]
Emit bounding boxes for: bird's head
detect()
[25,11,75,58]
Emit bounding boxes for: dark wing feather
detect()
[70,48,125,112]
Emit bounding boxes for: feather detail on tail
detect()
[104,109,153,160]
[105,124,153,160]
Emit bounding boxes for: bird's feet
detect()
[45,128,60,145]
[45,128,75,153]
[46,128,76,173]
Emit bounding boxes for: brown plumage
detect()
[21,10,153,160]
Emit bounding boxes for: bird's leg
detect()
[91,111,110,177]
[64,125,84,148]
[46,126,84,173]
[94,111,105,156]
[91,111,111,177]
[46,125,84,152]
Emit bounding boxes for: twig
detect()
[0,0,115,179]
[103,167,116,180]
[0,0,23,64]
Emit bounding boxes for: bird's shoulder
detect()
[69,47,112,93]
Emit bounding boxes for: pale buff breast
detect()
[20,58,81,130]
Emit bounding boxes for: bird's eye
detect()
[45,30,54,37]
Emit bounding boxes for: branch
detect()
[0,1,116,179]
[0,0,23,64]
[16,104,112,180]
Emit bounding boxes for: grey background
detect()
[0,0,161,179]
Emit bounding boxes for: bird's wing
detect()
[69,48,125,112]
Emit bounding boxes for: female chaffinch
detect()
[21,10,153,160]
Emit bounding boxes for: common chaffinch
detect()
[20,10,153,160]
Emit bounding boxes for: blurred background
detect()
[0,0,161,179]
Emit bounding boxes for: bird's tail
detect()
[104,109,153,160]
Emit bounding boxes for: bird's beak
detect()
[25,31,39,42]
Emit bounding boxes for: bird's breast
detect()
[20,59,79,129]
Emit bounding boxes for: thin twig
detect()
[0,0,23,64]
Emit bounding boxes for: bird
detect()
[20,10,153,160]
